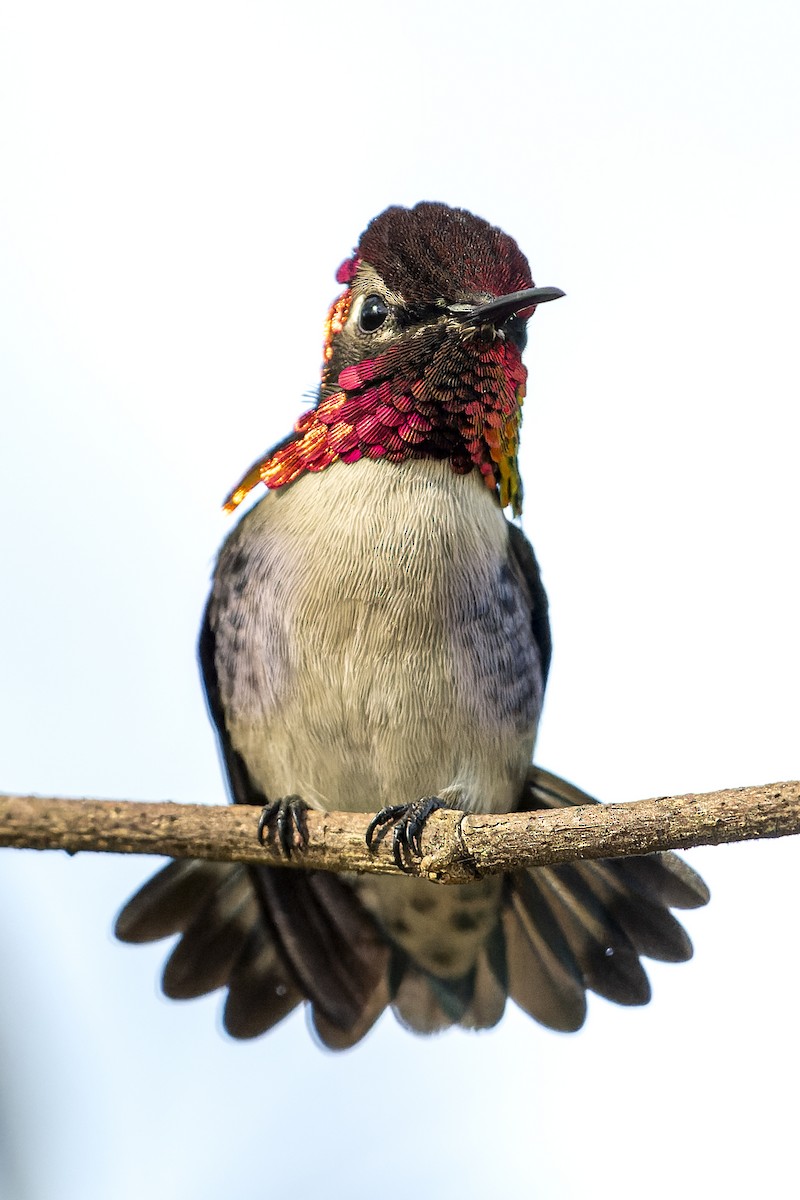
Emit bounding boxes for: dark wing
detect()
[503,523,708,1028]
[500,767,709,1031]
[197,597,263,808]
[506,520,552,687]
[116,592,389,1049]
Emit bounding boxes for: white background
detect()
[1,3,798,1197]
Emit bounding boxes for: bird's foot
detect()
[365,796,445,871]
[257,795,310,857]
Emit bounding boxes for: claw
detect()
[365,804,408,853]
[365,797,445,872]
[257,795,310,856]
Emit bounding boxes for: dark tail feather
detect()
[567,858,694,962]
[223,927,304,1039]
[503,870,587,1030]
[525,766,710,909]
[460,929,507,1030]
[389,952,469,1033]
[311,975,392,1050]
[524,863,652,1005]
[501,766,710,1022]
[115,860,229,944]
[115,860,304,1036]
[115,859,391,1044]
[161,866,260,999]
[375,938,507,1036]
[252,867,389,1031]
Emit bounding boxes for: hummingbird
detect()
[115,202,708,1048]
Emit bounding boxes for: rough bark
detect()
[1,780,798,883]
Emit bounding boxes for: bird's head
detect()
[225,203,563,515]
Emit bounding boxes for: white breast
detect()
[211,458,543,815]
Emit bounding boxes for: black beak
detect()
[460,285,565,327]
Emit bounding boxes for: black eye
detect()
[359,294,389,333]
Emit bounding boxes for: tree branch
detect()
[1,780,798,883]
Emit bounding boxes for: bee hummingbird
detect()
[116,202,708,1047]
